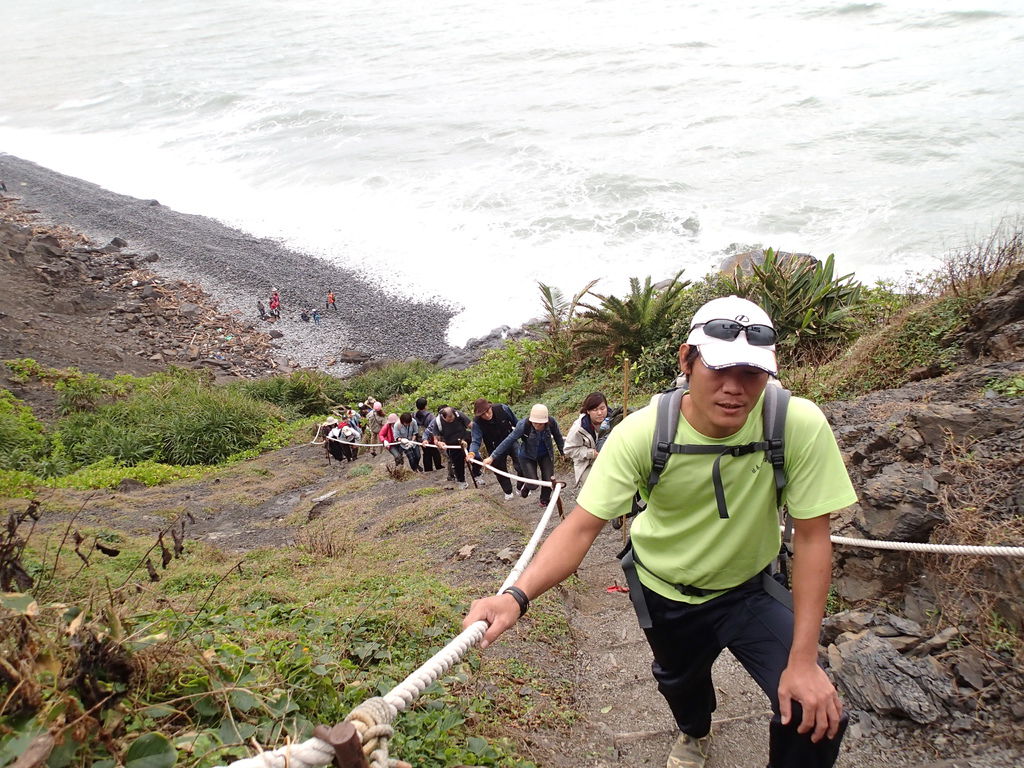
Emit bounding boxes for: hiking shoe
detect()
[666,733,711,768]
[458,481,469,490]
[520,486,530,498]
[504,492,514,501]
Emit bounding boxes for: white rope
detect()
[464,452,554,489]
[316,434,556,489]
[216,480,566,768]
[316,435,448,451]
[830,535,1024,557]
[216,739,335,768]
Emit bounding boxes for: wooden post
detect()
[312,722,370,768]
[461,440,478,488]
[622,357,631,416]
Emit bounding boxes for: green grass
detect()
[2,516,537,768]
[986,374,1024,398]
[410,486,444,497]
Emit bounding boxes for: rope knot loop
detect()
[345,697,401,768]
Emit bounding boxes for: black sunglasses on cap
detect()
[694,319,777,346]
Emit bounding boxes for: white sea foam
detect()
[1,0,1021,344]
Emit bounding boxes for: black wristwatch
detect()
[502,586,530,617]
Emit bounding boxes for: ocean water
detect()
[1,0,1022,344]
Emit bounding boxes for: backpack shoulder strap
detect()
[647,387,686,492]
[762,383,791,506]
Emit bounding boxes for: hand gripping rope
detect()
[216,464,564,768]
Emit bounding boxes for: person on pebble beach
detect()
[269,290,281,319]
[326,290,337,311]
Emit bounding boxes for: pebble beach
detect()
[0,153,457,373]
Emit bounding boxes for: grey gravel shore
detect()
[0,153,456,372]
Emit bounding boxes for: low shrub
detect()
[985,374,1024,398]
[335,360,438,406]
[509,368,628,424]
[630,272,736,387]
[54,372,123,414]
[55,379,284,469]
[798,295,970,401]
[933,218,1024,299]
[0,468,41,498]
[239,370,343,418]
[411,340,555,413]
[53,458,208,489]
[0,390,49,472]
[3,357,61,384]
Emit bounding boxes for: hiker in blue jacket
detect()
[485,403,564,506]
[467,398,523,501]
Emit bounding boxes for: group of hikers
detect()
[257,288,338,324]
[317,295,858,768]
[322,393,617,504]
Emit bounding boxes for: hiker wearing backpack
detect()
[423,406,473,488]
[464,296,857,768]
[467,398,524,500]
[414,397,444,473]
[485,403,565,506]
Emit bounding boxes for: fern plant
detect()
[575,271,691,362]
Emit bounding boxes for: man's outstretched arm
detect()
[462,505,606,648]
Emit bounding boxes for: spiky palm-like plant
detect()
[537,278,598,372]
[728,249,863,365]
[575,271,691,362]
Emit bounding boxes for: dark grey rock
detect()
[828,633,956,723]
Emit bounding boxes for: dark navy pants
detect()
[641,579,846,768]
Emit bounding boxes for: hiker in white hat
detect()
[485,402,564,507]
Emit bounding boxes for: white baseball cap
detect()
[685,296,778,376]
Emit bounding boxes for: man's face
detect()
[442,411,454,423]
[679,344,768,438]
[479,407,493,421]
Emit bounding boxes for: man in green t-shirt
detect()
[463,296,858,768]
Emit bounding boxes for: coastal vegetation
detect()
[2,220,1023,766]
